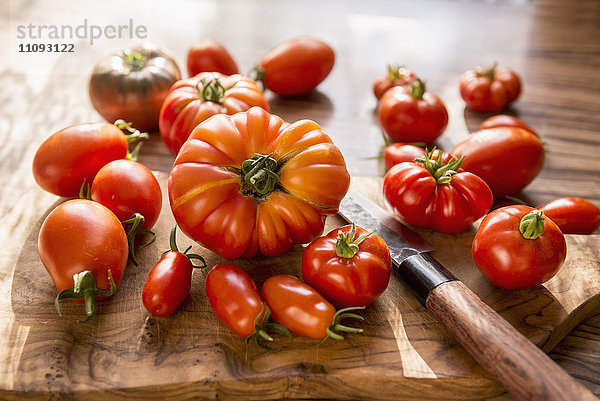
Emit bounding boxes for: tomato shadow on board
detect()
[267,89,334,125]
[463,105,523,134]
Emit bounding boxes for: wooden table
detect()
[1,0,599,399]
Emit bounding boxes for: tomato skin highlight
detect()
[459,65,521,113]
[302,224,391,308]
[261,275,336,340]
[91,159,162,229]
[538,197,600,234]
[205,263,265,338]
[259,36,335,96]
[186,38,239,77]
[142,252,193,317]
[472,205,567,290]
[480,114,536,136]
[32,123,129,197]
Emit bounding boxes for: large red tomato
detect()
[186,38,239,77]
[373,65,416,100]
[459,63,521,113]
[159,72,269,155]
[302,224,391,308]
[472,205,567,290]
[168,107,350,260]
[451,127,545,198]
[383,151,493,234]
[378,79,448,144]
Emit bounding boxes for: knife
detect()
[338,190,597,401]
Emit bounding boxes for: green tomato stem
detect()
[520,209,545,240]
[241,153,280,198]
[408,78,426,100]
[55,270,116,323]
[335,223,372,258]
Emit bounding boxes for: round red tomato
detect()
[159,72,269,155]
[261,275,363,340]
[32,122,145,197]
[257,36,335,96]
[472,205,567,290]
[186,38,239,77]
[384,144,454,170]
[168,107,350,260]
[537,197,600,234]
[38,199,129,321]
[91,159,162,229]
[378,79,448,144]
[480,114,536,136]
[459,63,521,113]
[302,224,391,308]
[373,65,416,100]
[383,151,493,234]
[89,43,181,132]
[451,127,545,198]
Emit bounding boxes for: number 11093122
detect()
[18,43,74,52]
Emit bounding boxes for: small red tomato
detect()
[38,199,129,321]
[472,206,567,290]
[459,63,522,113]
[383,151,493,234]
[257,36,335,96]
[383,144,454,170]
[373,65,416,100]
[302,224,391,308]
[537,197,600,234]
[142,226,205,317]
[261,275,363,340]
[378,78,448,144]
[451,127,545,198]
[480,115,536,136]
[186,38,239,77]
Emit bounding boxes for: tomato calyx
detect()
[113,119,149,161]
[55,270,116,323]
[241,153,281,199]
[336,223,372,258]
[416,148,465,184]
[520,209,545,240]
[246,304,294,351]
[122,213,157,266]
[475,62,498,81]
[325,306,365,341]
[120,50,148,72]
[249,66,266,91]
[408,78,426,100]
[165,225,207,267]
[195,78,236,105]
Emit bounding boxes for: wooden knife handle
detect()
[426,280,598,401]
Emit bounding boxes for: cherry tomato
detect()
[89,43,181,132]
[91,159,162,229]
[373,65,416,100]
[142,226,205,317]
[302,224,391,308]
[186,38,239,77]
[480,114,536,136]
[261,275,363,340]
[38,199,129,321]
[168,107,350,260]
[159,72,269,155]
[32,121,146,198]
[472,205,567,290]
[257,36,335,96]
[378,78,448,144]
[383,151,493,234]
[451,127,545,198]
[537,197,600,234]
[459,63,521,113]
[383,144,454,170]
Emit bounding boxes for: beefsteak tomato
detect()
[187,38,239,77]
[537,197,600,234]
[459,63,521,113]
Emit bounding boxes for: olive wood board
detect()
[0,174,599,401]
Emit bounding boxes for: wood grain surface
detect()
[1,0,599,399]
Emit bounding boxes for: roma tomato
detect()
[472,205,567,290]
[451,127,545,198]
[378,79,448,144]
[187,38,239,77]
[142,226,206,317]
[38,199,129,321]
[261,275,363,340]
[480,114,536,136]
[32,121,146,197]
[384,144,454,170]
[373,65,416,100]
[89,43,181,132]
[383,151,493,234]
[459,63,521,113]
[168,107,350,260]
[257,36,335,96]
[537,197,600,234]
[159,72,269,155]
[302,224,391,308]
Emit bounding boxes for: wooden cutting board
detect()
[1,174,599,401]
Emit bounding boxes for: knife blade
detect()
[338,189,596,401]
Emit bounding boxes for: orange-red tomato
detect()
[480,115,536,136]
[538,197,600,234]
[159,72,269,155]
[373,65,416,100]
[459,64,521,113]
[186,38,239,77]
[168,107,350,260]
